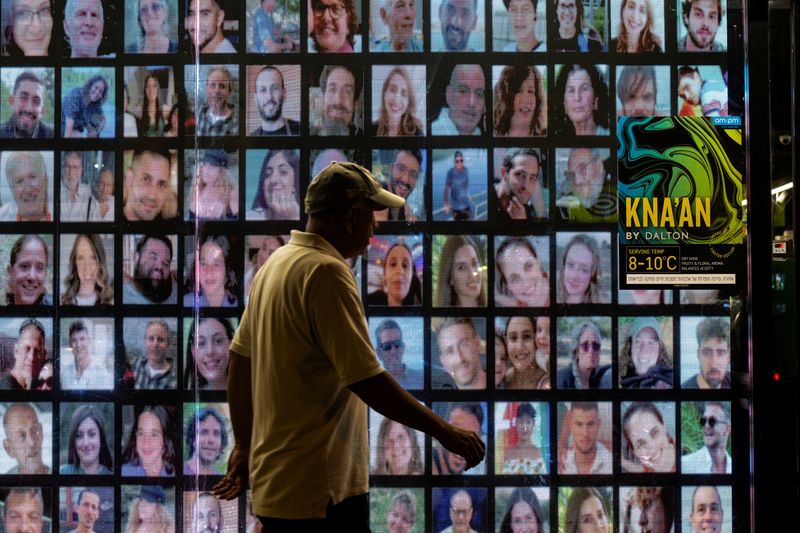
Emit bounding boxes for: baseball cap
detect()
[630,317,664,344]
[305,161,405,214]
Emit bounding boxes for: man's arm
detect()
[348,371,485,469]
[213,351,252,499]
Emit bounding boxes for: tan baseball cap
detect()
[304,161,405,214]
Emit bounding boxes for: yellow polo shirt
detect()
[231,230,382,519]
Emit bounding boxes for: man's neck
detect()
[685,35,712,51]
[203,33,225,53]
[575,445,598,474]
[10,370,29,388]
[148,358,170,372]
[76,358,90,377]
[261,116,286,132]
[708,444,729,471]
[123,205,139,221]
[559,26,577,39]
[391,37,408,51]
[19,459,45,474]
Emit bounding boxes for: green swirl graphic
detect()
[618,117,744,245]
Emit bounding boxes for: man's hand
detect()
[437,424,486,471]
[212,444,249,500]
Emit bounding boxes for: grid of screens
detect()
[0,0,746,532]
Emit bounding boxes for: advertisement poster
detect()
[618,116,745,287]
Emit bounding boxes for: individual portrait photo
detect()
[492,0,547,51]
[366,234,423,307]
[494,147,548,221]
[125,0,179,53]
[60,486,114,532]
[62,0,118,58]
[369,0,424,51]
[494,235,551,308]
[120,405,179,477]
[433,148,488,221]
[554,147,616,223]
[59,317,115,390]
[369,410,424,475]
[184,64,239,136]
[372,149,425,222]
[121,233,179,305]
[59,403,114,475]
[552,0,606,51]
[0,487,52,532]
[431,317,487,390]
[370,65,426,136]
[60,67,115,139]
[619,288,673,305]
[184,149,239,221]
[246,0,300,52]
[367,316,424,390]
[431,63,486,136]
[492,65,547,137]
[183,234,242,308]
[245,149,301,221]
[0,234,53,306]
[495,316,550,389]
[244,235,287,302]
[620,486,675,533]
[556,316,613,389]
[183,490,238,533]
[619,316,674,389]
[432,403,487,474]
[555,231,613,304]
[559,487,613,533]
[677,65,729,116]
[184,0,240,53]
[494,316,552,390]
[494,401,549,475]
[680,316,732,389]
[1,0,54,56]
[121,317,178,389]
[123,66,177,138]
[552,64,610,137]
[0,151,54,222]
[121,484,176,533]
[616,65,671,116]
[308,64,363,136]
[678,0,727,51]
[183,316,237,390]
[122,149,178,222]
[432,487,487,531]
[0,402,52,474]
[58,234,114,306]
[432,234,487,308]
[621,401,677,473]
[370,488,425,532]
[680,486,732,533]
[556,401,613,475]
[308,0,362,52]
[60,151,115,222]
[0,318,53,391]
[609,0,664,53]
[431,0,486,51]
[183,402,232,476]
[245,65,301,136]
[495,487,550,532]
[0,67,55,139]
[681,400,732,474]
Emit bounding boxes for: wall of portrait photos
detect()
[0,0,749,531]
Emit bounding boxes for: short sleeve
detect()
[230,304,253,358]
[63,91,80,120]
[308,262,382,386]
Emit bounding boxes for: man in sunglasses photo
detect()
[374,319,422,390]
[682,401,732,474]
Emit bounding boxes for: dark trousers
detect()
[259,493,371,532]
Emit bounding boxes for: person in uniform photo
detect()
[0,151,52,222]
[122,234,177,304]
[432,64,485,136]
[249,66,300,136]
[310,64,363,136]
[1,403,50,474]
[2,488,46,533]
[1,71,53,139]
[186,0,236,52]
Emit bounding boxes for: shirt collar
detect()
[289,230,348,264]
